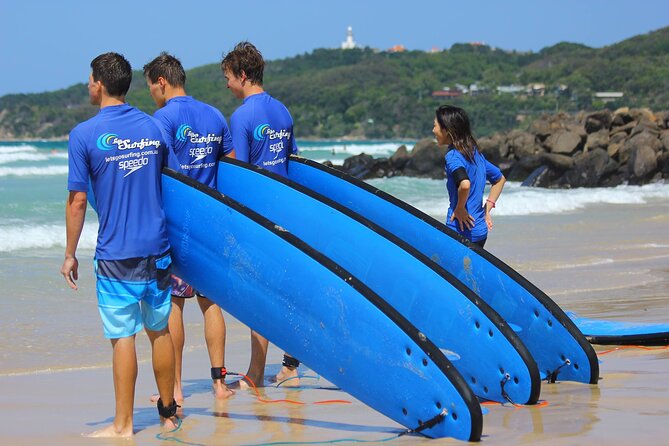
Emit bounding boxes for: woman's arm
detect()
[485,175,506,230]
[451,179,474,231]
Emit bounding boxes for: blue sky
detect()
[1,0,667,96]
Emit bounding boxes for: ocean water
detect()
[1,140,669,376]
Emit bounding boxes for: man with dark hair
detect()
[61,52,178,437]
[221,41,300,387]
[143,52,235,403]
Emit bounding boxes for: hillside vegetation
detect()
[1,26,668,140]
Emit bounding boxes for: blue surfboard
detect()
[568,312,669,346]
[285,156,600,385]
[162,168,482,440]
[217,158,540,405]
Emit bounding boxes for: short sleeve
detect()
[221,119,234,156]
[483,156,503,183]
[230,112,250,162]
[286,109,298,155]
[153,112,174,152]
[67,127,90,192]
[445,150,466,176]
[288,130,298,155]
[150,116,175,169]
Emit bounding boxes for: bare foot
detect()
[84,423,133,438]
[213,381,235,399]
[161,416,181,432]
[275,366,300,387]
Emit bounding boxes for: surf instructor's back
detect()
[60,52,178,438]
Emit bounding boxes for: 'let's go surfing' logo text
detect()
[177,124,223,145]
[96,132,161,151]
[97,132,161,177]
[253,124,290,142]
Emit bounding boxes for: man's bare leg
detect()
[151,297,185,404]
[147,326,178,430]
[168,297,186,404]
[241,330,269,389]
[197,296,234,399]
[86,336,137,438]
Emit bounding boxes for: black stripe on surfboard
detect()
[221,157,540,404]
[162,167,483,441]
[289,155,600,384]
[586,332,669,346]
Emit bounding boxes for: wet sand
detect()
[2,200,668,445]
[3,328,668,446]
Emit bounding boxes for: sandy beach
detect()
[2,197,668,445]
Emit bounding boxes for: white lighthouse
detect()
[341,26,357,50]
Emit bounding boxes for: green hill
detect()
[1,26,668,140]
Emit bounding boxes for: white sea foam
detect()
[367,177,669,218]
[0,223,97,252]
[0,165,69,177]
[299,141,409,157]
[0,144,68,165]
[0,152,51,164]
[497,182,669,216]
[0,145,39,154]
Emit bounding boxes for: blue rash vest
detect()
[230,92,298,177]
[154,96,233,188]
[67,103,170,260]
[444,146,503,242]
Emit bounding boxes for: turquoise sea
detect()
[2,139,669,258]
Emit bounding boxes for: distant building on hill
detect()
[431,89,462,98]
[388,44,406,53]
[497,85,525,95]
[594,92,624,102]
[527,83,546,96]
[341,26,357,50]
[468,83,487,95]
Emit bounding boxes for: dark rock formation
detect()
[401,138,447,179]
[334,107,669,188]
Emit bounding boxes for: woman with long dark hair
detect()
[433,105,506,248]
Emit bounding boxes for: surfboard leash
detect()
[481,399,550,409]
[397,408,449,437]
[499,373,521,407]
[546,359,571,384]
[155,416,207,446]
[240,409,449,445]
[239,432,403,446]
[228,371,352,405]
